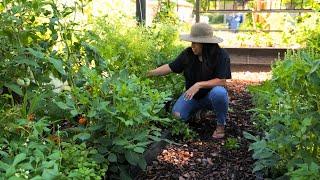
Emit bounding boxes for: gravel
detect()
[231,71,272,82]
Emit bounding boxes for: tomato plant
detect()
[0,0,191,179]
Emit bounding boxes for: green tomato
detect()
[23,78,30,86]
[17,78,26,86]
[16,78,30,87]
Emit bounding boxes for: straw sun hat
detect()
[180,23,223,44]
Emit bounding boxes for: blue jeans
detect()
[172,86,228,125]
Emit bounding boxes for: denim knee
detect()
[209,86,228,102]
[172,109,189,121]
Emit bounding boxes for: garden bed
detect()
[135,80,259,180]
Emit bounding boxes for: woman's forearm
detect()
[147,64,172,77]
[196,78,226,89]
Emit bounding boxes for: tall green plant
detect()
[91,15,184,97]
[0,0,66,95]
[247,48,320,178]
[0,0,193,179]
[0,0,109,179]
[53,67,172,178]
[153,0,179,25]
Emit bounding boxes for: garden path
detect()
[136,80,259,180]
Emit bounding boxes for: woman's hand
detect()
[184,83,201,100]
[146,71,153,77]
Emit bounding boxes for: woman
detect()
[147,23,231,139]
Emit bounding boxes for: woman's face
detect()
[191,42,203,55]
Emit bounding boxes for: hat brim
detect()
[180,34,223,43]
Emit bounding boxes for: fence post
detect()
[136,0,146,25]
[196,0,200,22]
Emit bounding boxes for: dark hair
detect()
[202,43,221,68]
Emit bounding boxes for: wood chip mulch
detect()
[136,80,260,180]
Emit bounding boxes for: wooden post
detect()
[136,0,146,25]
[196,0,200,22]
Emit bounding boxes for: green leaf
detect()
[243,131,258,142]
[87,124,104,132]
[41,167,59,179]
[309,72,320,86]
[29,175,42,180]
[152,130,162,137]
[137,158,147,170]
[54,101,70,110]
[310,162,319,172]
[8,176,25,180]
[116,116,126,122]
[34,149,45,162]
[301,51,313,64]
[141,110,150,117]
[133,131,149,141]
[253,161,266,172]
[4,83,23,96]
[73,133,91,141]
[0,161,9,171]
[310,60,320,74]
[19,162,34,171]
[133,147,145,154]
[149,135,161,142]
[113,138,129,146]
[48,151,60,161]
[97,146,108,155]
[101,81,109,94]
[29,92,44,114]
[119,70,129,80]
[49,57,65,75]
[136,142,151,147]
[124,151,140,166]
[26,48,45,59]
[249,140,267,152]
[87,110,96,118]
[70,109,78,117]
[253,149,273,159]
[0,150,9,157]
[92,154,106,164]
[98,101,110,110]
[108,153,117,162]
[16,57,40,67]
[5,166,15,177]
[13,153,26,167]
[302,118,312,127]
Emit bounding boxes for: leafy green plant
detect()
[288,162,320,180]
[153,0,179,25]
[224,137,240,150]
[61,142,107,179]
[54,67,173,177]
[91,14,184,98]
[0,117,62,179]
[0,0,193,179]
[0,116,107,179]
[0,0,83,97]
[169,119,197,140]
[247,48,320,178]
